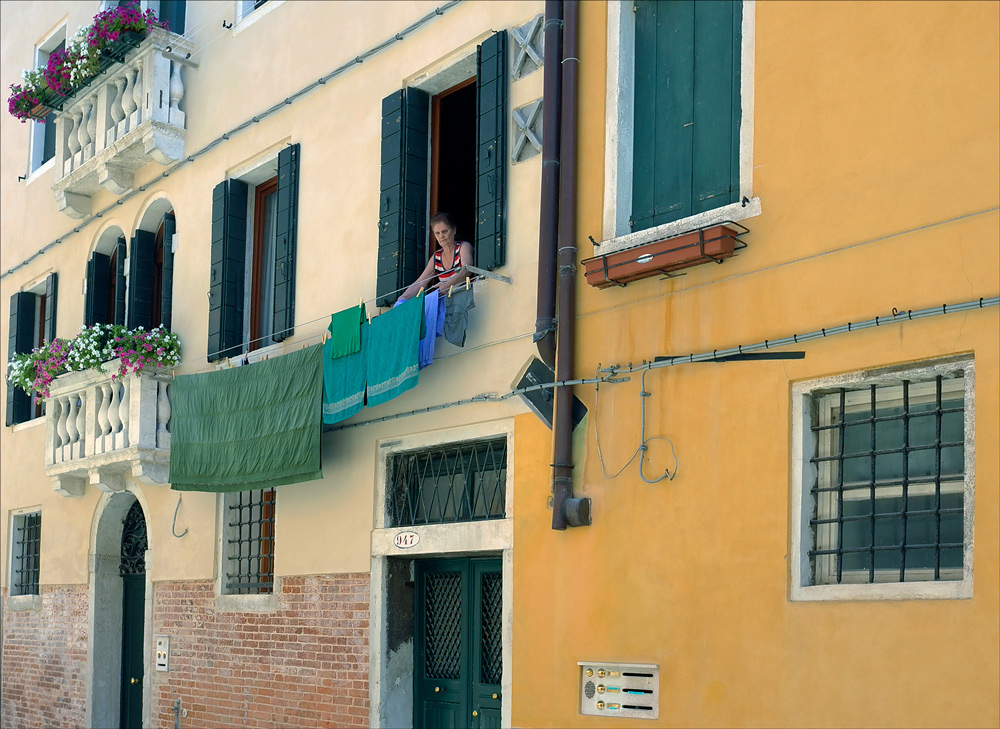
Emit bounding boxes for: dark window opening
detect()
[430,78,477,254]
[40,40,65,166]
[32,292,47,419]
[12,512,41,596]
[225,488,275,595]
[250,177,278,352]
[106,248,119,324]
[158,0,186,34]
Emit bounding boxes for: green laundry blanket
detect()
[327,304,365,359]
[366,294,422,407]
[323,321,367,425]
[170,344,323,492]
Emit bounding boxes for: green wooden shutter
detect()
[272,143,299,342]
[85,252,112,326]
[161,212,175,330]
[115,237,127,326]
[377,88,429,307]
[208,179,248,361]
[44,272,58,342]
[127,230,156,330]
[631,0,740,232]
[6,292,35,425]
[159,0,185,34]
[475,30,507,270]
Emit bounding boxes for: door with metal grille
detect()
[120,500,147,729]
[414,558,502,729]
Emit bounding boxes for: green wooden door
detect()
[119,500,147,729]
[415,558,502,729]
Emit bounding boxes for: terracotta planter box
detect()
[583,224,742,289]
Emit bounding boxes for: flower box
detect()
[582,223,748,289]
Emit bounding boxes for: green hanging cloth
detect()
[170,344,323,492]
[327,303,365,359]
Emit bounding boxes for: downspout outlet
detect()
[563,497,592,527]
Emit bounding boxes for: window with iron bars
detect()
[388,437,508,527]
[11,512,41,596]
[808,372,967,586]
[223,489,275,594]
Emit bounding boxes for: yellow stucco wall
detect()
[510,1,999,727]
[0,1,544,585]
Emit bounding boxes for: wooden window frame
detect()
[249,177,278,352]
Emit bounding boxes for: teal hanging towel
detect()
[323,320,367,425]
[366,294,422,407]
[170,344,323,492]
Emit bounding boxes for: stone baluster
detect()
[65,395,80,463]
[77,100,93,162]
[47,396,63,467]
[55,395,71,459]
[54,114,70,179]
[156,380,172,448]
[131,59,144,128]
[108,379,123,446]
[66,112,82,171]
[96,383,112,453]
[107,76,127,146]
[121,66,138,134]
[168,59,185,128]
[76,393,87,459]
[118,377,131,449]
[86,93,98,159]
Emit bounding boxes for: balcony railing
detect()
[50,27,195,218]
[45,362,172,497]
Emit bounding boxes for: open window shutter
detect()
[159,0,186,34]
[127,230,156,330]
[475,30,507,270]
[691,0,741,215]
[6,292,35,426]
[272,143,299,342]
[376,88,429,307]
[85,252,111,326]
[115,236,127,326]
[161,212,175,330]
[44,273,58,342]
[208,179,248,361]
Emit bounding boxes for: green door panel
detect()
[120,574,144,729]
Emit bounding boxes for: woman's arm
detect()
[399,256,438,302]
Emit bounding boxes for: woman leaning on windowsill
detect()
[398,212,474,302]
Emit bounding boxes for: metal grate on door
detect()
[389,438,507,527]
[480,571,503,685]
[120,501,147,576]
[424,571,463,679]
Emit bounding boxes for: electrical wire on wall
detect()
[593,364,679,483]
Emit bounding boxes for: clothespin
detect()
[448,284,454,298]
[417,286,424,297]
[465,278,470,291]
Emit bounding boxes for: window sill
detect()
[216,591,278,612]
[232,0,285,36]
[599,198,761,256]
[790,576,972,602]
[11,416,46,433]
[6,593,42,611]
[25,158,55,186]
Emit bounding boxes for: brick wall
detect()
[1,585,89,729]
[152,573,370,729]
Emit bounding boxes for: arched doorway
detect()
[89,492,148,729]
[119,500,147,728]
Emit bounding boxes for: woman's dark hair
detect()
[429,212,457,232]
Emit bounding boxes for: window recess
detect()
[85,239,126,327]
[376,30,507,306]
[224,488,275,595]
[6,273,58,425]
[10,512,41,596]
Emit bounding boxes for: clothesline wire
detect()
[175,269,485,375]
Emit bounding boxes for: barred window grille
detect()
[388,438,508,527]
[225,488,275,594]
[809,375,966,585]
[11,512,41,596]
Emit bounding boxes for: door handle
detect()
[472,710,478,717]
[130,677,139,684]
[434,686,440,693]
[492,693,498,699]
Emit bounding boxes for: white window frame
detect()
[790,357,975,602]
[7,508,42,609]
[601,0,760,256]
[27,23,67,178]
[233,0,284,35]
[215,489,278,611]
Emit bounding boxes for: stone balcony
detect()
[51,28,196,218]
[45,362,172,497]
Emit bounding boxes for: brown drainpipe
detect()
[551,0,590,529]
[534,0,562,368]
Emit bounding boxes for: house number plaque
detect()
[393,531,420,549]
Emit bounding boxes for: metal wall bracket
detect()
[467,265,512,284]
